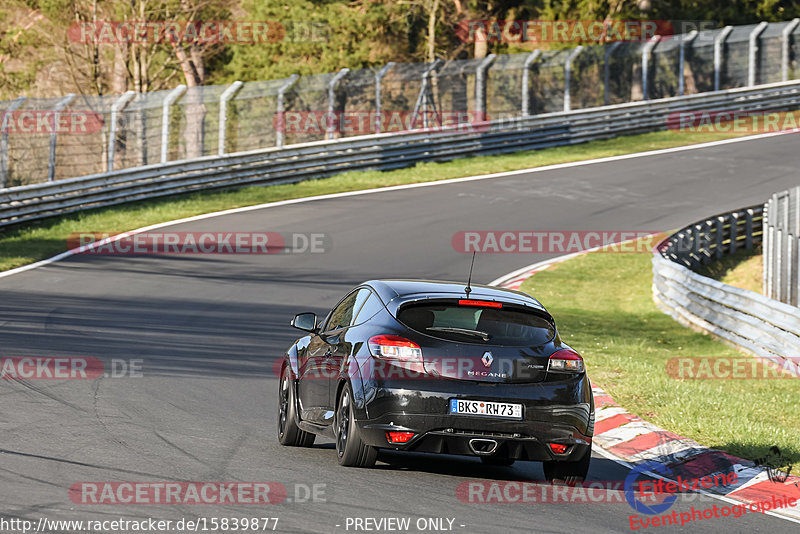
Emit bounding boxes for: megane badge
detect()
[481,351,494,367]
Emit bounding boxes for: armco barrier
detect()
[653,204,800,375]
[3,80,800,228]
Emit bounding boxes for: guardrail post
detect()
[679,31,698,96]
[218,81,243,155]
[602,42,622,106]
[1,95,25,189]
[275,74,300,148]
[107,91,136,172]
[642,36,660,101]
[748,22,769,87]
[715,216,725,259]
[49,94,76,182]
[564,46,584,112]
[714,26,734,91]
[782,19,800,81]
[160,85,186,164]
[475,54,496,117]
[327,68,350,140]
[522,50,542,116]
[375,63,395,133]
[730,212,739,254]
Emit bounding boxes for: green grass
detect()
[0,129,745,272]
[695,248,764,294]
[520,250,800,471]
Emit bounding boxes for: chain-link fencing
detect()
[2,20,800,189]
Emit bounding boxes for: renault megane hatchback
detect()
[277,279,593,483]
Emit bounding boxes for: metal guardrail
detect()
[3,80,800,228]
[763,186,800,305]
[653,204,800,375]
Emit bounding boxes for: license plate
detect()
[449,399,523,419]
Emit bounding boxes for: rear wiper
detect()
[426,327,490,342]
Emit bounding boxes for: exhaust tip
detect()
[469,438,498,455]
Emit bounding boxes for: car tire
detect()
[543,447,591,485]
[480,456,516,467]
[277,363,315,447]
[335,385,377,467]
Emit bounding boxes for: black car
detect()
[277,279,593,482]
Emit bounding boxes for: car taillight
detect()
[386,431,415,444]
[547,349,584,373]
[548,443,569,454]
[368,335,422,361]
[459,299,502,308]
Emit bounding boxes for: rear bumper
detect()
[356,376,593,462]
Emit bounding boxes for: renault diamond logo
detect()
[481,351,494,367]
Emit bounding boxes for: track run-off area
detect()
[1,133,799,533]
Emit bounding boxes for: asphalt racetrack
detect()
[1,134,799,533]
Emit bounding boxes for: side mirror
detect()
[291,312,318,333]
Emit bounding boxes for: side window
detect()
[352,290,384,325]
[324,291,361,331]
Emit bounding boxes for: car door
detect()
[297,290,361,424]
[324,288,384,410]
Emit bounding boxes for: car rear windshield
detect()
[397,302,555,346]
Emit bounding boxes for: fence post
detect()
[782,19,800,82]
[275,74,300,148]
[679,30,698,96]
[412,59,443,130]
[522,50,542,116]
[603,42,622,106]
[748,22,769,87]
[714,26,734,91]
[375,63,395,133]
[642,35,660,101]
[107,91,136,172]
[49,94,76,182]
[776,228,784,302]
[160,85,186,164]
[1,96,25,189]
[218,81,243,155]
[475,54,496,117]
[564,46,584,112]
[327,68,350,140]
[788,234,796,306]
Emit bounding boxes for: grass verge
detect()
[695,248,764,294]
[520,248,800,471]
[0,129,748,272]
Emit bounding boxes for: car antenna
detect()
[465,251,476,297]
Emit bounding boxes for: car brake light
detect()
[368,335,422,360]
[386,431,415,444]
[549,443,568,454]
[547,349,585,373]
[459,299,502,308]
